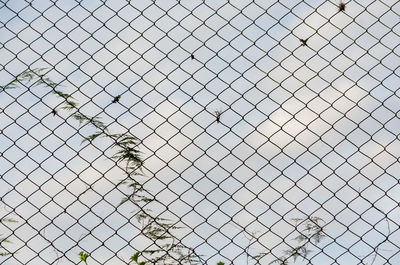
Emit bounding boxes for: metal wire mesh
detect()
[1,0,400,264]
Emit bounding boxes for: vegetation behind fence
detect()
[1,0,399,264]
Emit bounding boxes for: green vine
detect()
[1,68,199,265]
[78,251,89,265]
[270,216,325,265]
[0,216,17,257]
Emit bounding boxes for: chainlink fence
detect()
[1,0,400,264]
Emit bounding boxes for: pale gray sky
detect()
[1,0,400,264]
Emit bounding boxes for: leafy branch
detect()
[270,216,325,265]
[78,251,89,265]
[1,68,198,265]
[0,68,57,92]
[0,214,17,257]
[131,251,146,265]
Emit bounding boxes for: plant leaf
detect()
[131,251,140,262]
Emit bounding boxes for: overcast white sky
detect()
[1,0,400,264]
